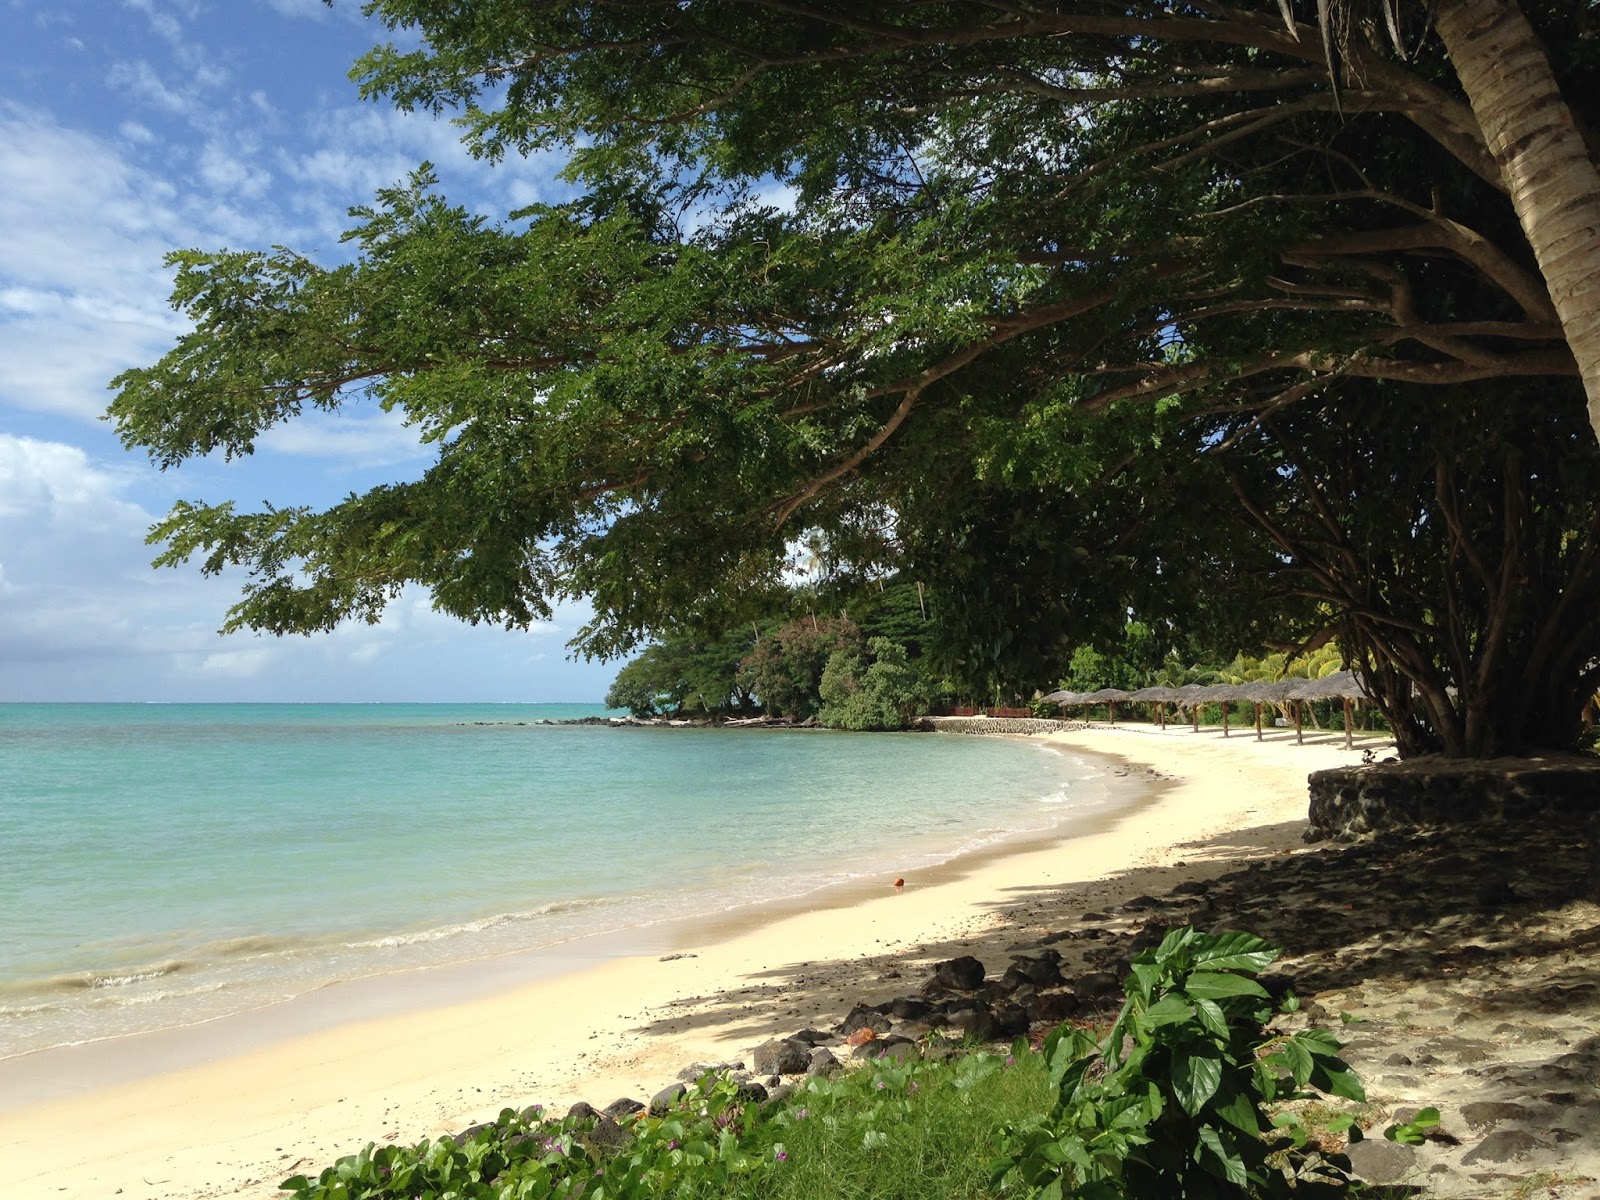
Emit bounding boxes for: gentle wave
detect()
[34,959,190,994]
[342,897,620,950]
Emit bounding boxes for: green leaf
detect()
[1172,1051,1224,1115]
[1184,971,1269,1000]
[1213,1085,1261,1135]
[1192,996,1228,1037]
[1197,1125,1249,1187]
[1281,1039,1314,1086]
[1138,994,1195,1030]
[1191,931,1277,973]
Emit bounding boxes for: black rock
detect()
[1022,957,1065,986]
[584,1116,633,1156]
[994,1003,1030,1038]
[734,1081,769,1104]
[854,1035,918,1062]
[1026,990,1080,1023]
[888,997,932,1021]
[788,1029,836,1046]
[807,1046,842,1076]
[838,1006,893,1038]
[946,1004,998,1041]
[1075,971,1122,1000]
[649,1083,687,1115]
[752,1037,812,1075]
[603,1098,644,1120]
[935,955,986,990]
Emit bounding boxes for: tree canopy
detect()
[109,0,1600,754]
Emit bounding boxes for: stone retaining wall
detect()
[923,716,1086,737]
[1307,756,1600,841]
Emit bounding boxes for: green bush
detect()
[994,928,1364,1199]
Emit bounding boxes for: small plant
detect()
[994,927,1365,1198]
[1384,1106,1441,1146]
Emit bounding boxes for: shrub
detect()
[993,928,1365,1198]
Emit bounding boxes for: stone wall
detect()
[923,716,1087,737]
[1307,755,1600,841]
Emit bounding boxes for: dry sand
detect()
[0,722,1374,1200]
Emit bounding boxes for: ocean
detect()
[0,703,1109,1060]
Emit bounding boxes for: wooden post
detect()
[1158,703,1166,729]
[1222,701,1230,737]
[1295,700,1304,744]
[1254,702,1263,741]
[1109,700,1117,725]
[1191,702,1200,732]
[1343,697,1354,750]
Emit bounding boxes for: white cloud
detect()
[256,407,427,466]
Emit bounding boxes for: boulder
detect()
[807,1046,842,1076]
[935,955,986,990]
[854,1035,918,1063]
[946,1004,998,1041]
[888,997,932,1021]
[839,1006,893,1037]
[1025,990,1079,1024]
[1460,1129,1544,1165]
[648,1083,687,1115]
[603,1098,644,1120]
[1344,1138,1417,1183]
[1075,971,1122,1000]
[752,1037,812,1076]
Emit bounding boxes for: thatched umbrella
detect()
[1130,685,1179,728]
[1291,671,1368,748]
[1174,683,1211,732]
[1240,679,1299,741]
[1081,686,1132,723]
[1040,689,1076,705]
[1197,683,1244,737]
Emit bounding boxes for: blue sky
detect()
[0,0,620,702]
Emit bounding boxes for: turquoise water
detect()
[0,704,1106,1057]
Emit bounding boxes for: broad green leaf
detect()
[1192,931,1277,972]
[1214,1086,1261,1135]
[1197,1125,1249,1187]
[1172,1050,1224,1115]
[1193,996,1228,1037]
[1138,994,1195,1030]
[1184,971,1270,1000]
[1282,1038,1314,1086]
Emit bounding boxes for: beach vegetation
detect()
[995,927,1366,1198]
[276,929,1382,1200]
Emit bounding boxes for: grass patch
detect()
[747,1050,1048,1200]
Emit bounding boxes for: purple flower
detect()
[794,1108,809,1121]
[775,1149,788,1163]
[1004,1055,1017,1068]
[668,1139,679,1150]
[907,1081,919,1094]
[875,1080,886,1089]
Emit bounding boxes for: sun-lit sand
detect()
[0,722,1375,1200]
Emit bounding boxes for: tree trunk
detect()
[1434,0,1600,439]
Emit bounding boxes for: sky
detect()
[0,0,622,702]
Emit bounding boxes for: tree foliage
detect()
[107,1,1600,754]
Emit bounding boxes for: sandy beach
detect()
[0,723,1376,1200]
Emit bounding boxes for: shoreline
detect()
[0,733,1125,1103]
[0,723,1376,1200]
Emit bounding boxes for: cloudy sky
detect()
[0,0,621,702]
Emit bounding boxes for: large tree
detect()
[109,0,1600,754]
